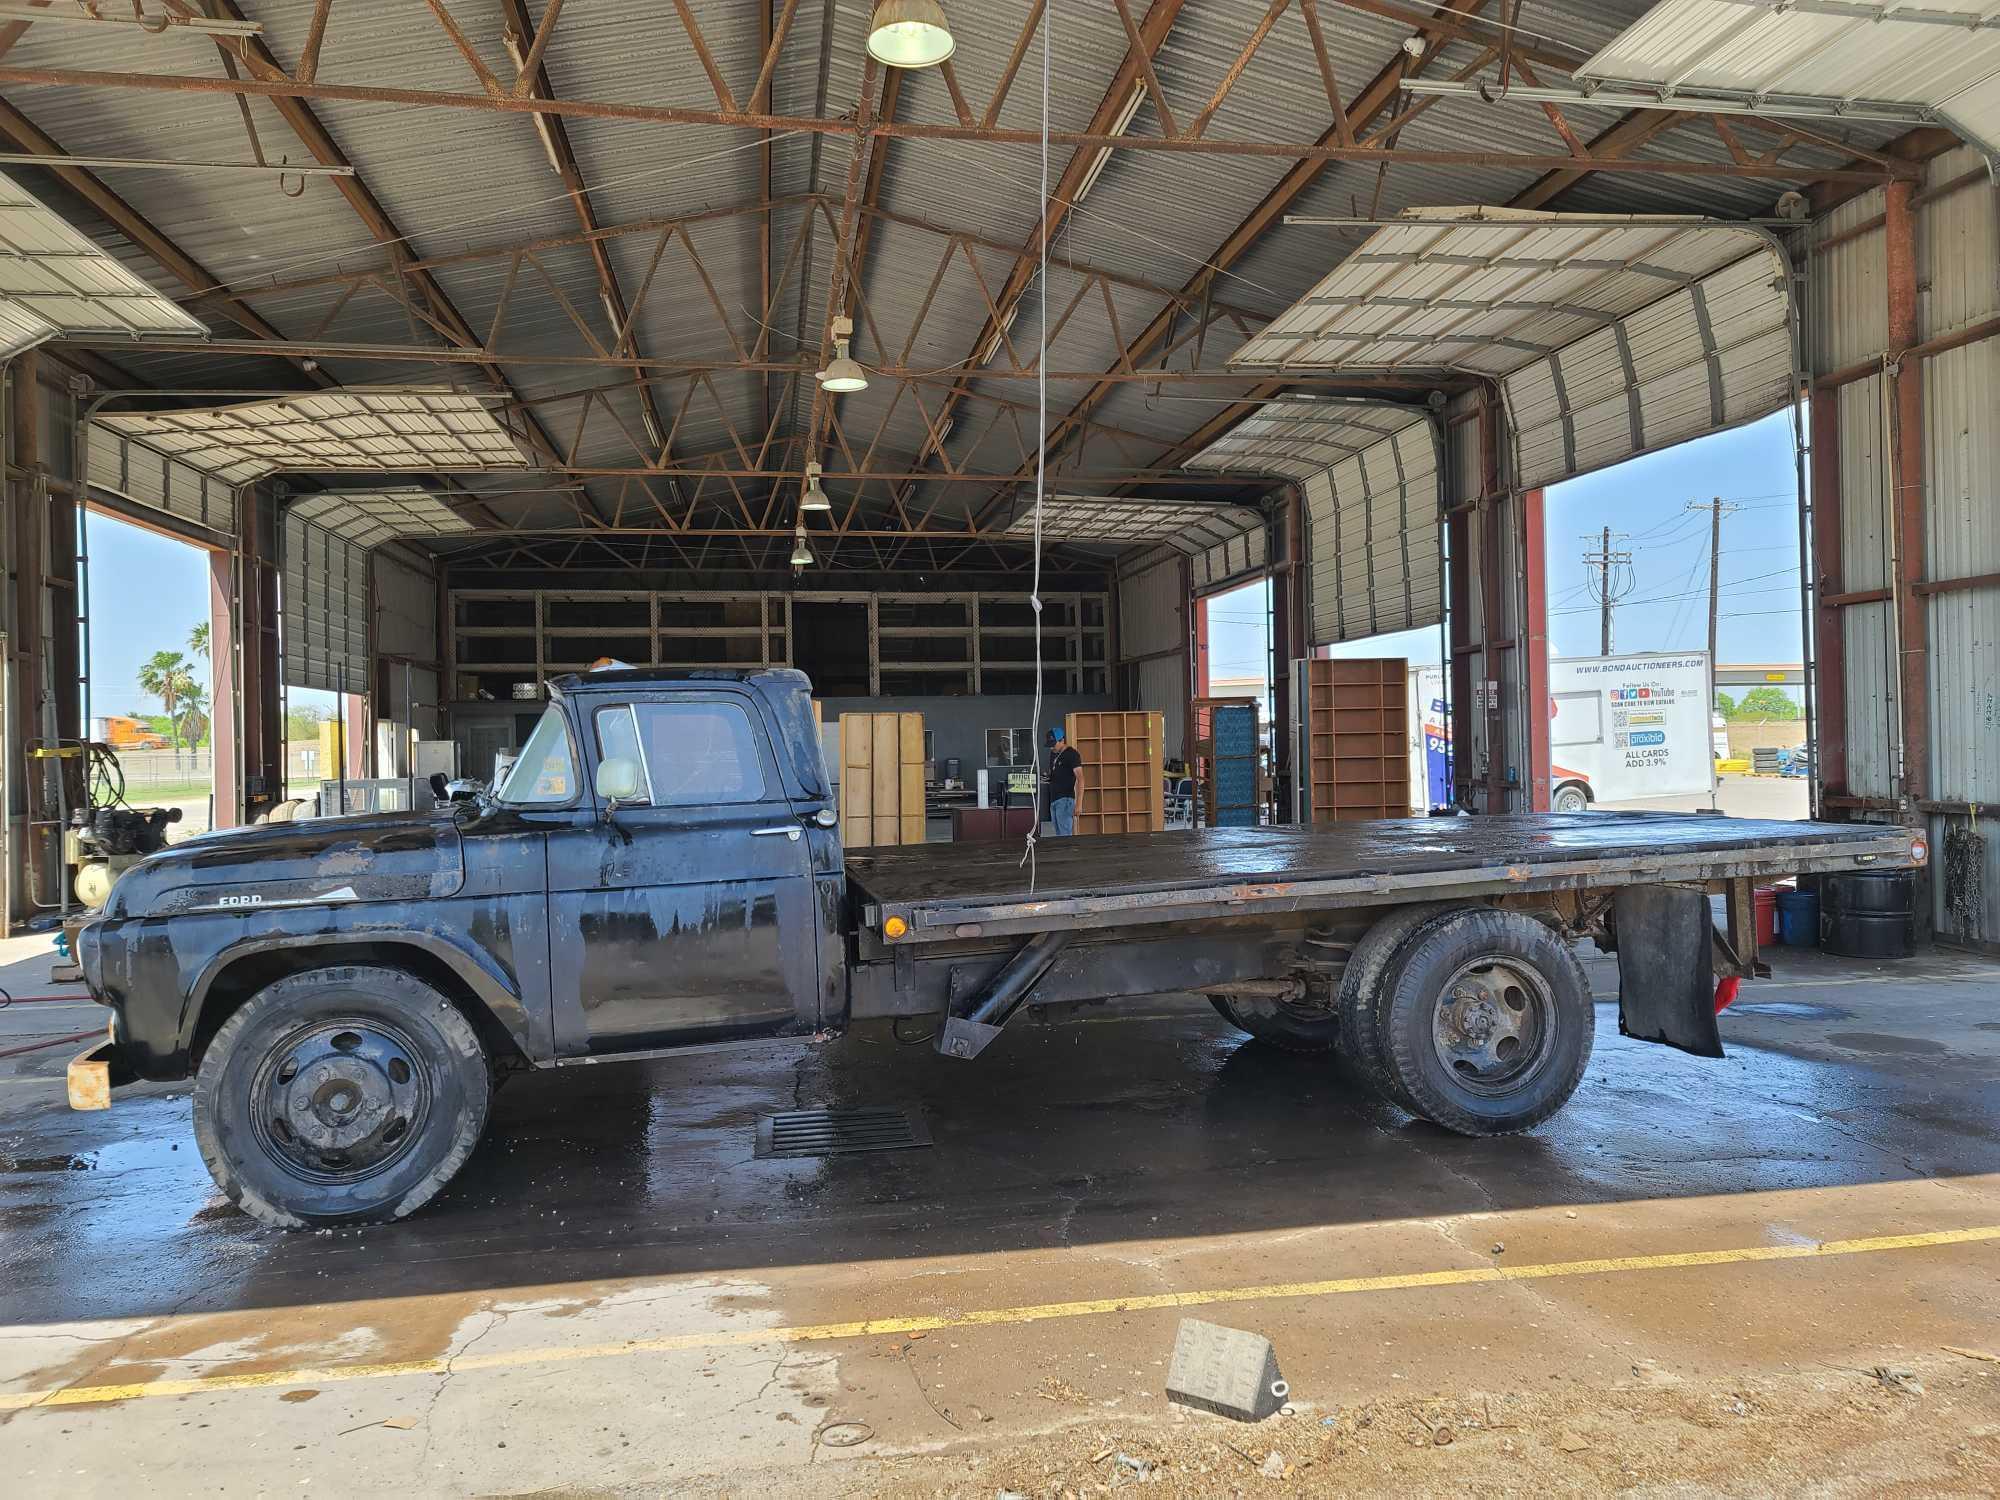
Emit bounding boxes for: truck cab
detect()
[74,668,844,1227]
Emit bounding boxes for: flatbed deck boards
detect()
[846,813,1918,942]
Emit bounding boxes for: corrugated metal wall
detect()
[1118,551,1187,760]
[371,550,441,740]
[1811,145,2000,945]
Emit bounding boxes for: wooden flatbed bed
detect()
[847,813,1919,944]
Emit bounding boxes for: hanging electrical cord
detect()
[1020,0,1053,886]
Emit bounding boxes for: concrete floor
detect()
[1,931,1996,1496]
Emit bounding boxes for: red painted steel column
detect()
[1523,487,1550,812]
[208,548,240,829]
[1479,393,1505,814]
[1884,178,1928,810]
[1809,387,1847,810]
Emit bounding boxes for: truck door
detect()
[545,692,823,1054]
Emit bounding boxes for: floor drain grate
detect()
[755,1107,932,1160]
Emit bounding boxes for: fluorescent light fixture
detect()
[868,0,954,69]
[1075,83,1145,206]
[801,461,832,512]
[976,305,1020,369]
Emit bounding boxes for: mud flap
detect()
[1613,885,1724,1059]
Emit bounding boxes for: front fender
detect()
[184,919,537,1059]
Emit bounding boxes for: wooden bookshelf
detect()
[838,712,926,847]
[1304,658,1410,823]
[1064,710,1165,835]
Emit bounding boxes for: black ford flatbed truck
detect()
[68,667,1923,1228]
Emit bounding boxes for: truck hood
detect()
[105,810,466,919]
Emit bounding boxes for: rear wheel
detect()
[1338,903,1455,1109]
[1375,910,1593,1136]
[1552,782,1591,813]
[193,966,490,1229]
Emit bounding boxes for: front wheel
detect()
[193,966,491,1229]
[1376,910,1593,1136]
[1552,782,1591,813]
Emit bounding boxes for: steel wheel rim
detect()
[1430,956,1556,1096]
[249,1016,434,1185]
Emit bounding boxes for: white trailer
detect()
[1548,651,1715,811]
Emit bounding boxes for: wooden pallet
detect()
[1064,710,1165,835]
[839,711,926,847]
[1303,658,1410,823]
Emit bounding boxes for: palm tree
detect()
[189,621,210,660]
[137,649,198,762]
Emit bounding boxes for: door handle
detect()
[752,825,802,841]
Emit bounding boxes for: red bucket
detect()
[1753,886,1779,948]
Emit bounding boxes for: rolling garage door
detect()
[1188,397,1442,646]
[281,513,368,694]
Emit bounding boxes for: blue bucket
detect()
[1776,889,1819,948]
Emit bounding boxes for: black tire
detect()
[1206,989,1342,1054]
[1376,910,1593,1136]
[1552,782,1591,813]
[1338,903,1456,1108]
[193,966,491,1229]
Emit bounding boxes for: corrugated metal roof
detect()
[98,390,528,484]
[1578,0,2000,157]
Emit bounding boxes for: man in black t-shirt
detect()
[1047,726,1084,836]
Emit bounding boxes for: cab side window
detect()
[630,701,768,806]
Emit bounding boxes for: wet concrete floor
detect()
[1,941,1996,1495]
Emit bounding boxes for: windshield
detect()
[496,705,577,805]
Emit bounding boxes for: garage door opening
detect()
[1541,409,1809,819]
[84,510,217,840]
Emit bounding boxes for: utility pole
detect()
[1580,528,1632,656]
[1685,496,1743,670]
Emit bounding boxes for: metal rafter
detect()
[978,0,1498,524]
[0,60,1908,183]
[188,0,577,493]
[496,0,675,482]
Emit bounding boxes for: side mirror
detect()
[594,756,646,810]
[428,772,449,801]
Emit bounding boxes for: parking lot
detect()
[3,935,1995,1496]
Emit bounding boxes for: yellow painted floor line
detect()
[4,1223,1995,1413]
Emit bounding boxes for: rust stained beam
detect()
[0,63,1907,182]
[498,0,673,470]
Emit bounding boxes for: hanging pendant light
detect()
[800,461,832,512]
[816,315,869,393]
[868,0,954,69]
[790,520,814,569]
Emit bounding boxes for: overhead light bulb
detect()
[790,524,814,569]
[817,338,869,393]
[801,461,832,512]
[868,0,954,69]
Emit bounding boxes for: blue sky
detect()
[1209,409,1806,681]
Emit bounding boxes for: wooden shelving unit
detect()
[1064,710,1165,835]
[448,588,1107,702]
[838,711,926,848]
[1302,658,1409,823]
